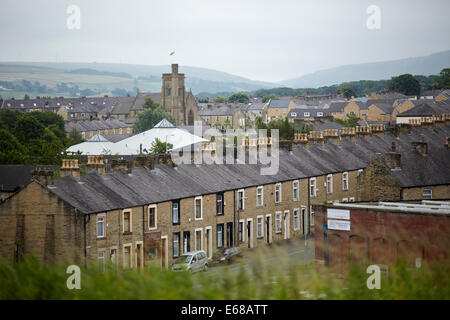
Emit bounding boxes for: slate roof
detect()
[198,103,239,116]
[368,102,394,114]
[41,125,450,214]
[0,165,59,193]
[397,102,449,117]
[267,99,291,109]
[65,119,131,133]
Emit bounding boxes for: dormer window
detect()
[317,112,323,117]
[304,112,310,117]
[291,112,297,117]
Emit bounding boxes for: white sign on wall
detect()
[328,219,351,231]
[327,208,350,220]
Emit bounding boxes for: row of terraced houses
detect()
[0,118,449,270]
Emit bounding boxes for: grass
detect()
[1,247,448,300]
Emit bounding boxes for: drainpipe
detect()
[82,210,87,269]
[233,190,237,247]
[142,205,145,266]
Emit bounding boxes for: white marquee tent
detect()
[66,119,207,155]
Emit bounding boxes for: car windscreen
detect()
[174,255,191,264]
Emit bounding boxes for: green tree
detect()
[228,93,250,103]
[338,87,356,99]
[133,107,175,133]
[38,128,65,164]
[150,138,173,154]
[213,96,227,103]
[262,94,279,103]
[13,113,45,145]
[0,129,28,164]
[68,128,84,145]
[141,97,161,110]
[387,74,421,96]
[433,68,450,89]
[0,109,21,131]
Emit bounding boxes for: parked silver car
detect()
[171,250,208,273]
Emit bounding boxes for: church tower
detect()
[161,64,186,125]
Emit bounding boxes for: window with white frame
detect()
[326,174,333,194]
[217,224,224,248]
[275,212,282,234]
[97,214,105,238]
[310,205,315,226]
[173,232,180,257]
[148,205,157,230]
[256,186,263,207]
[293,180,299,201]
[342,172,349,191]
[422,189,432,200]
[98,250,105,272]
[194,196,203,220]
[257,216,263,238]
[237,189,245,210]
[216,193,224,215]
[293,208,300,230]
[317,112,323,117]
[172,200,180,225]
[304,112,310,117]
[123,210,132,233]
[357,169,363,176]
[123,245,132,268]
[309,178,316,197]
[195,229,202,251]
[275,183,282,204]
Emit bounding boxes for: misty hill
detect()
[279,50,450,88]
[0,62,274,94]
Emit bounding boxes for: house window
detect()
[309,178,316,197]
[256,186,263,207]
[310,206,315,226]
[217,224,224,248]
[148,206,157,230]
[97,215,105,238]
[216,193,224,215]
[167,88,171,96]
[123,211,131,233]
[172,201,180,225]
[257,216,263,238]
[293,208,299,231]
[304,112,310,117]
[237,189,245,210]
[317,112,323,117]
[173,232,180,257]
[275,212,282,234]
[195,229,203,251]
[275,183,281,204]
[326,174,333,194]
[98,251,105,272]
[195,196,202,220]
[343,172,349,191]
[291,112,297,117]
[127,128,131,134]
[238,221,244,242]
[123,245,131,268]
[422,189,432,200]
[178,88,182,96]
[293,180,299,201]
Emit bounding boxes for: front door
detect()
[247,220,253,248]
[226,223,233,247]
[136,244,142,268]
[266,216,271,244]
[161,238,167,268]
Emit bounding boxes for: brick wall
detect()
[314,205,450,273]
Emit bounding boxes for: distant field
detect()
[0,64,162,98]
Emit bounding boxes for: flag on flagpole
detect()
[169,51,175,56]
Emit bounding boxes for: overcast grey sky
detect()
[0,0,449,82]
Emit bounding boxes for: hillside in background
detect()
[0,62,274,98]
[279,50,450,88]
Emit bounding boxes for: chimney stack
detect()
[60,159,80,180]
[31,168,54,185]
[86,155,105,175]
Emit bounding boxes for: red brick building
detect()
[314,202,450,274]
